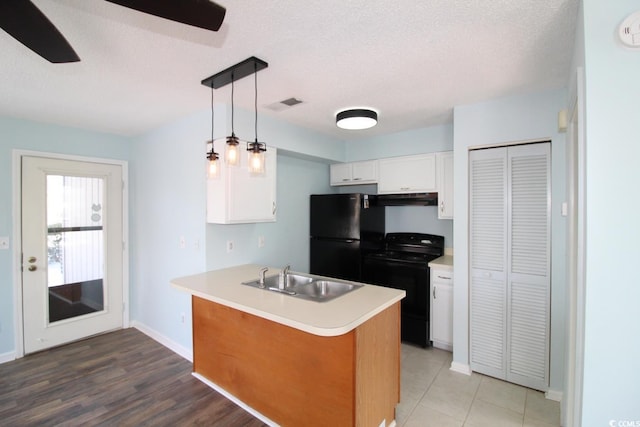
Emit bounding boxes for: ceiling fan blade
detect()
[105,0,226,32]
[0,0,80,63]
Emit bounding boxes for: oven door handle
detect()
[433,286,436,299]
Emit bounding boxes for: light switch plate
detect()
[0,237,9,250]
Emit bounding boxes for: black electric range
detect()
[362,233,445,347]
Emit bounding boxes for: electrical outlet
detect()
[258,236,265,248]
[179,236,186,249]
[193,239,200,251]
[0,237,9,250]
[226,240,234,253]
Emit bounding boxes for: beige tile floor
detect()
[397,344,561,427]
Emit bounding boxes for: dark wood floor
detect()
[0,328,268,426]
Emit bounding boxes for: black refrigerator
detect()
[310,194,385,282]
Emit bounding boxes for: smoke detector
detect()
[619,11,640,48]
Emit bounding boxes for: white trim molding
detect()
[450,361,472,375]
[0,351,16,365]
[193,372,276,427]
[546,389,563,402]
[131,321,193,362]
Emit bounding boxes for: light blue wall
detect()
[581,0,640,422]
[130,111,210,351]
[342,123,455,249]
[452,89,568,392]
[0,117,131,355]
[345,124,453,160]
[231,106,345,162]
[205,154,332,273]
[131,105,334,352]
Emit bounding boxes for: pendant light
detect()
[225,77,240,166]
[206,84,220,179]
[247,62,267,175]
[201,57,269,175]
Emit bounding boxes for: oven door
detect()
[362,256,431,347]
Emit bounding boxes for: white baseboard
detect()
[131,321,193,362]
[450,361,472,375]
[0,351,16,365]
[545,389,563,402]
[193,372,277,427]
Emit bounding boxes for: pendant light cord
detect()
[210,85,214,146]
[254,64,258,140]
[231,77,235,134]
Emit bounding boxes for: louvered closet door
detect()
[507,143,550,390]
[469,147,508,379]
[470,142,550,391]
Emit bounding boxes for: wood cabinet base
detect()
[193,297,400,427]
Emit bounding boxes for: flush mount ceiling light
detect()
[336,109,378,130]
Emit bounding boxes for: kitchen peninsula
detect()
[171,264,405,427]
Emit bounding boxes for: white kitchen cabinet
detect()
[436,151,454,219]
[377,154,437,194]
[207,147,277,224]
[330,160,378,186]
[430,268,453,351]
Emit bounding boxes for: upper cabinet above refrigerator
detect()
[330,160,378,186]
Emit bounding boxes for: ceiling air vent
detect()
[266,97,303,112]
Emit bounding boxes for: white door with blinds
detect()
[469,142,550,391]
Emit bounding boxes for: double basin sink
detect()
[242,271,362,303]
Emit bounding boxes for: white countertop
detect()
[429,255,453,271]
[171,264,405,337]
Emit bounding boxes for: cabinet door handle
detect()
[440,201,444,213]
[433,286,436,299]
[400,187,411,191]
[353,177,362,181]
[437,275,451,280]
[272,202,277,215]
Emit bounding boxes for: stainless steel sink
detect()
[241,271,362,302]
[289,280,361,302]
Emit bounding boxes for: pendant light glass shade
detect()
[247,140,266,175]
[207,145,220,179]
[225,134,240,166]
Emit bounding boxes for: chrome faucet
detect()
[258,267,269,288]
[278,264,291,290]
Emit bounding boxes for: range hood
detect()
[375,192,439,206]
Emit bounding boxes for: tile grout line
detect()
[462,374,482,426]
[398,351,449,426]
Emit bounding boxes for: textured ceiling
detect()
[0,0,579,140]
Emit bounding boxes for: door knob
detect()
[28,256,36,263]
[28,265,37,272]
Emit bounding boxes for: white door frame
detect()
[12,149,129,358]
[563,68,586,427]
